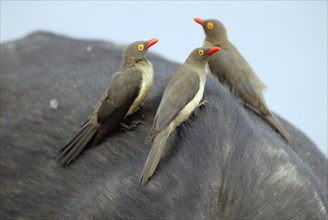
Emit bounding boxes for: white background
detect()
[1,1,327,156]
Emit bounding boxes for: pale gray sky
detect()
[1,1,327,156]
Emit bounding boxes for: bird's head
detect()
[186,46,221,65]
[194,18,228,44]
[123,38,159,62]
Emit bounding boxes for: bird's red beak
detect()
[146,38,159,48]
[194,17,205,26]
[207,46,221,55]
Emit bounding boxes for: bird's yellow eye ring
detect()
[198,49,204,56]
[137,44,144,51]
[207,22,214,30]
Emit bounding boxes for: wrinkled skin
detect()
[1,32,327,219]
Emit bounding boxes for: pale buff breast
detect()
[126,60,154,116]
[204,39,214,48]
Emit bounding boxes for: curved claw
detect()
[120,121,142,131]
[198,99,208,108]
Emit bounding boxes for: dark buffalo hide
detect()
[1,32,327,219]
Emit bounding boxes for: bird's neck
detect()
[185,59,207,73]
[205,38,229,48]
[123,57,147,69]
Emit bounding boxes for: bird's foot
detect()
[120,121,142,130]
[198,99,208,108]
[144,135,153,144]
[134,106,142,113]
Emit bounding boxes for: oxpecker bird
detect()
[58,38,159,166]
[139,46,221,184]
[194,18,295,145]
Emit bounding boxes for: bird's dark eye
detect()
[207,22,214,30]
[198,49,204,56]
[137,44,144,51]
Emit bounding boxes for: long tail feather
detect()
[57,122,98,166]
[248,100,296,146]
[58,125,88,155]
[264,113,296,146]
[64,126,96,165]
[139,126,172,184]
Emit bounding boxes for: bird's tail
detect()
[57,122,98,166]
[139,126,172,184]
[264,113,296,146]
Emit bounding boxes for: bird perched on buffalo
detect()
[58,38,159,166]
[194,18,295,145]
[139,46,221,184]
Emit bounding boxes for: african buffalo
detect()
[1,32,327,219]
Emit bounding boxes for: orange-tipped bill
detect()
[194,17,205,26]
[147,38,159,48]
[207,46,221,55]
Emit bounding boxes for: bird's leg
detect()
[198,99,208,108]
[134,105,143,113]
[120,121,143,130]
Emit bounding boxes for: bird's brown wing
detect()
[152,66,200,132]
[236,77,270,115]
[235,47,269,116]
[97,68,142,123]
[210,44,294,144]
[208,49,243,87]
[209,46,267,115]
